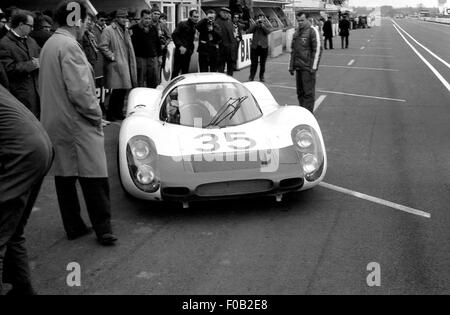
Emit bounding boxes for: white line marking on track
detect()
[367,39,371,42]
[319,182,431,219]
[314,95,327,112]
[32,207,40,213]
[392,23,450,92]
[268,84,406,102]
[392,19,450,69]
[361,46,365,50]
[347,59,355,66]
[268,62,398,72]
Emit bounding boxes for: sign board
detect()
[237,34,253,70]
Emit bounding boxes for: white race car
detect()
[118,73,326,207]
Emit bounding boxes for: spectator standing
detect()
[289,11,322,113]
[215,7,236,76]
[247,14,271,82]
[231,13,243,71]
[0,10,41,118]
[159,13,172,72]
[39,0,117,246]
[29,13,53,48]
[0,84,53,295]
[130,9,162,88]
[81,13,103,77]
[196,9,221,72]
[323,16,333,50]
[99,8,137,121]
[171,9,199,79]
[339,15,350,49]
[92,11,107,45]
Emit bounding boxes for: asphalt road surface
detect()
[26,18,450,295]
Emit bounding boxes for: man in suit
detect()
[323,16,333,50]
[0,10,41,118]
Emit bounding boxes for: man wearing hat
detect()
[215,7,236,76]
[99,8,137,121]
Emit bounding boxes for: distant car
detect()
[118,73,327,207]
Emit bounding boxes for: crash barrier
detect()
[95,77,110,107]
[268,29,283,58]
[422,17,450,24]
[284,27,295,53]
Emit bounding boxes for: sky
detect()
[349,0,443,8]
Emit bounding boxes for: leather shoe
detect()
[97,233,118,246]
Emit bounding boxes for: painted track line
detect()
[268,84,406,102]
[391,19,450,69]
[348,59,355,66]
[319,182,431,219]
[392,23,450,92]
[268,62,398,72]
[314,95,327,112]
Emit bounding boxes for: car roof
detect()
[172,73,240,87]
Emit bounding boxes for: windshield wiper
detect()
[205,96,248,128]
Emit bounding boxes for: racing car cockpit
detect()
[161,83,262,128]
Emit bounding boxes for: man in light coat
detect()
[99,8,137,121]
[39,0,117,246]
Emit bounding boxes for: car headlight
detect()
[294,129,314,150]
[302,153,319,174]
[291,125,325,182]
[126,136,160,192]
[131,140,150,160]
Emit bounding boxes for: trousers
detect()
[295,69,316,113]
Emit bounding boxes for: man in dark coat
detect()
[289,12,322,113]
[339,15,351,49]
[29,13,53,48]
[247,14,271,82]
[215,7,236,76]
[171,9,199,79]
[196,9,222,72]
[323,16,333,50]
[0,10,41,118]
[0,84,53,295]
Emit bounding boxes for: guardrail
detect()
[421,17,450,24]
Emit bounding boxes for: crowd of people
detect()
[0,0,352,295]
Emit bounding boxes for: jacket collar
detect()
[55,27,78,41]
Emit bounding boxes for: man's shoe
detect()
[259,77,265,82]
[67,227,93,240]
[97,233,118,246]
[248,76,254,81]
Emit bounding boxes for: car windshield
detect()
[162,82,262,128]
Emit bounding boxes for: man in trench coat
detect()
[39,0,117,246]
[99,9,137,121]
[0,84,53,295]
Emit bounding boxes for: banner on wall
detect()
[237,34,253,70]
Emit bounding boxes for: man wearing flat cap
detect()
[215,7,236,76]
[99,8,137,121]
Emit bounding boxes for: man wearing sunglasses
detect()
[0,10,41,119]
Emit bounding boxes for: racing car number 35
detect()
[194,132,257,152]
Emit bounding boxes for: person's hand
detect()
[289,70,294,76]
[310,69,316,74]
[32,57,40,69]
[179,46,187,55]
[158,56,163,64]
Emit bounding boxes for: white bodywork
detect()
[118,73,327,201]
